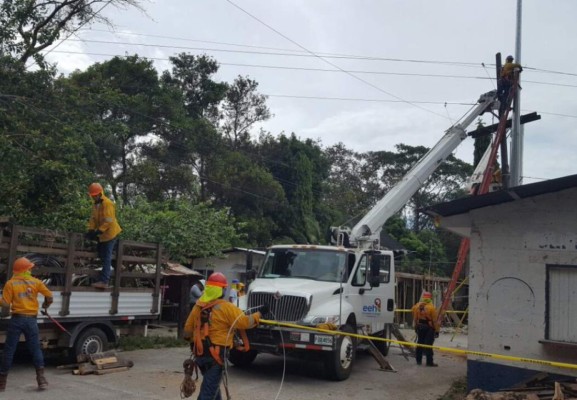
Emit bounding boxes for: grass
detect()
[116,335,188,351]
[438,377,467,400]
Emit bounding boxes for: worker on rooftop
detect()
[411,291,440,367]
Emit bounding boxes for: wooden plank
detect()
[78,363,98,375]
[94,366,129,375]
[94,356,119,366]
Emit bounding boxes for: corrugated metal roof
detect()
[425,174,577,218]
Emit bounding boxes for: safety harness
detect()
[417,302,434,329]
[192,299,251,365]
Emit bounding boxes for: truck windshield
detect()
[259,249,347,282]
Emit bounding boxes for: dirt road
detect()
[3,331,467,400]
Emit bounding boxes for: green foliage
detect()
[118,198,245,262]
[116,335,187,351]
[0,0,143,65]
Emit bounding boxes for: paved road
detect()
[3,331,467,400]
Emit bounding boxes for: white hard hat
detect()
[199,279,206,287]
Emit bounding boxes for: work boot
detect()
[426,363,439,367]
[0,373,7,391]
[36,368,48,390]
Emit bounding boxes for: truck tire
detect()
[373,324,391,356]
[74,327,108,357]
[228,349,258,367]
[324,324,356,381]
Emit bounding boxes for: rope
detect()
[180,357,198,399]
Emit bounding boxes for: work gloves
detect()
[256,303,270,315]
[85,230,103,241]
[434,332,439,339]
[42,297,53,310]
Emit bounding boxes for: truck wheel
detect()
[324,324,356,381]
[228,349,258,367]
[373,324,391,356]
[74,327,108,357]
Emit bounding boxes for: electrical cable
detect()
[223,0,448,120]
[224,305,286,400]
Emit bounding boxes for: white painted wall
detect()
[191,251,265,283]
[447,187,577,375]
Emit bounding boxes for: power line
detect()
[81,28,577,78]
[49,50,577,90]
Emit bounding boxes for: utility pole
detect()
[510,0,523,186]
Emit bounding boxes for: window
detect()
[352,255,368,286]
[546,265,577,343]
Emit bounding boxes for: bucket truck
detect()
[231,90,499,380]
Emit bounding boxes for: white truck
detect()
[231,90,499,380]
[0,219,163,359]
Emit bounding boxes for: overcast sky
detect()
[45,0,577,184]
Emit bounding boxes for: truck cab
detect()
[236,244,395,380]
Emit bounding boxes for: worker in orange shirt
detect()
[184,272,266,400]
[411,291,440,367]
[86,182,122,289]
[497,55,523,110]
[0,257,53,391]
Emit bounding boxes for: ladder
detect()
[436,74,519,326]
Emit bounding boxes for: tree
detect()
[361,144,473,232]
[0,55,93,231]
[257,133,329,243]
[221,76,271,149]
[0,0,143,65]
[67,55,161,204]
[323,143,368,228]
[205,150,287,246]
[160,53,228,201]
[119,198,245,262]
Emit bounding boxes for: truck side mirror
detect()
[246,269,256,281]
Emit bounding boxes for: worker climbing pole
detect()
[436,61,522,327]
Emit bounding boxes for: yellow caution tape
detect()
[395,309,467,314]
[260,319,577,371]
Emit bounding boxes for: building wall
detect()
[466,187,577,390]
[191,251,265,283]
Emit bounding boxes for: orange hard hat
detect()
[13,257,35,274]
[206,272,228,288]
[88,182,103,196]
[422,291,432,299]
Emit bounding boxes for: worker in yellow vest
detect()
[411,291,440,367]
[184,272,267,400]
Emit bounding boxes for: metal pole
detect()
[510,0,523,186]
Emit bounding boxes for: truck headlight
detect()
[302,315,340,326]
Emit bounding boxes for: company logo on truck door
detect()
[362,298,381,314]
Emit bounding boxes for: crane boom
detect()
[349,90,498,247]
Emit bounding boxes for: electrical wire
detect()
[46,49,577,91]
[74,28,577,78]
[224,306,286,400]
[223,0,448,120]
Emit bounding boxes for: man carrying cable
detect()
[184,272,267,400]
[411,291,440,367]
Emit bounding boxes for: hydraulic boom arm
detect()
[349,90,498,248]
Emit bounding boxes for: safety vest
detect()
[192,300,251,365]
[417,302,433,328]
